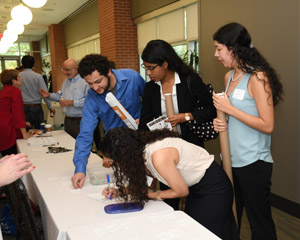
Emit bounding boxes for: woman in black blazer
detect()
[138,39,216,209]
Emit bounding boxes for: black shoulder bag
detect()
[186,77,218,141]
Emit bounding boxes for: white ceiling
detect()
[0,0,92,42]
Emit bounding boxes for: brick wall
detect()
[48,24,68,92]
[98,0,139,72]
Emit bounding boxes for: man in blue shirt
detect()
[20,55,54,129]
[72,54,145,189]
[39,59,89,139]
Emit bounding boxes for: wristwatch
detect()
[185,113,191,121]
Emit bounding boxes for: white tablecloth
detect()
[66,210,221,240]
[17,131,174,240]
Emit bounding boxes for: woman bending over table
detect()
[101,127,238,240]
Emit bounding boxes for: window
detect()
[4,60,18,69]
[173,43,187,59]
[137,3,199,79]
[1,42,30,56]
[139,40,198,81]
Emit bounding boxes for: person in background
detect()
[0,69,31,156]
[39,59,89,139]
[71,54,145,189]
[48,70,53,93]
[138,39,216,210]
[101,128,238,240]
[19,55,55,129]
[40,70,48,88]
[0,154,35,187]
[212,22,283,240]
[15,65,24,72]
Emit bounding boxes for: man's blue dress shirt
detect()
[73,69,145,174]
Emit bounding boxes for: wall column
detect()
[98,0,139,72]
[48,24,67,92]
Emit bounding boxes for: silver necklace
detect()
[231,71,244,82]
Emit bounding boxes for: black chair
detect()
[3,179,44,240]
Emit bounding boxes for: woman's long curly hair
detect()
[99,127,178,203]
[213,22,283,106]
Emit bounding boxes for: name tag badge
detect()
[232,89,245,100]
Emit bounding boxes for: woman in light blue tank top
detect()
[212,23,283,240]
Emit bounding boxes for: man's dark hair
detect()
[78,54,110,78]
[21,55,35,69]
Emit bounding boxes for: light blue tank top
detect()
[225,71,273,167]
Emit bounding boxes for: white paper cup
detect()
[45,124,52,133]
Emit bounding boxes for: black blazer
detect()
[138,72,216,147]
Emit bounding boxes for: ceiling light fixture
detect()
[11,4,33,25]
[3,29,18,43]
[7,19,24,35]
[22,0,48,8]
[0,43,10,54]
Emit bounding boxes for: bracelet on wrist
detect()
[155,190,164,201]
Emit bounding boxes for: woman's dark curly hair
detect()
[213,22,283,106]
[78,54,110,78]
[142,39,193,76]
[99,127,178,203]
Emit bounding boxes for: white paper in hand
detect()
[147,116,172,131]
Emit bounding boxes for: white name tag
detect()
[232,89,245,100]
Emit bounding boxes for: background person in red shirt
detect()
[0,69,31,156]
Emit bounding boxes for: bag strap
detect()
[186,75,214,105]
[186,75,196,105]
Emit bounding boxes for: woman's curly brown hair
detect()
[99,127,178,203]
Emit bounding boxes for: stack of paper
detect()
[27,136,57,146]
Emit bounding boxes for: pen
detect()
[107,174,112,200]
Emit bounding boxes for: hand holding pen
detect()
[107,174,112,200]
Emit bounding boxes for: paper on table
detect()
[94,222,134,237]
[87,192,118,203]
[70,189,82,194]
[27,136,57,146]
[62,181,72,187]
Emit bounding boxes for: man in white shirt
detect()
[39,59,89,139]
